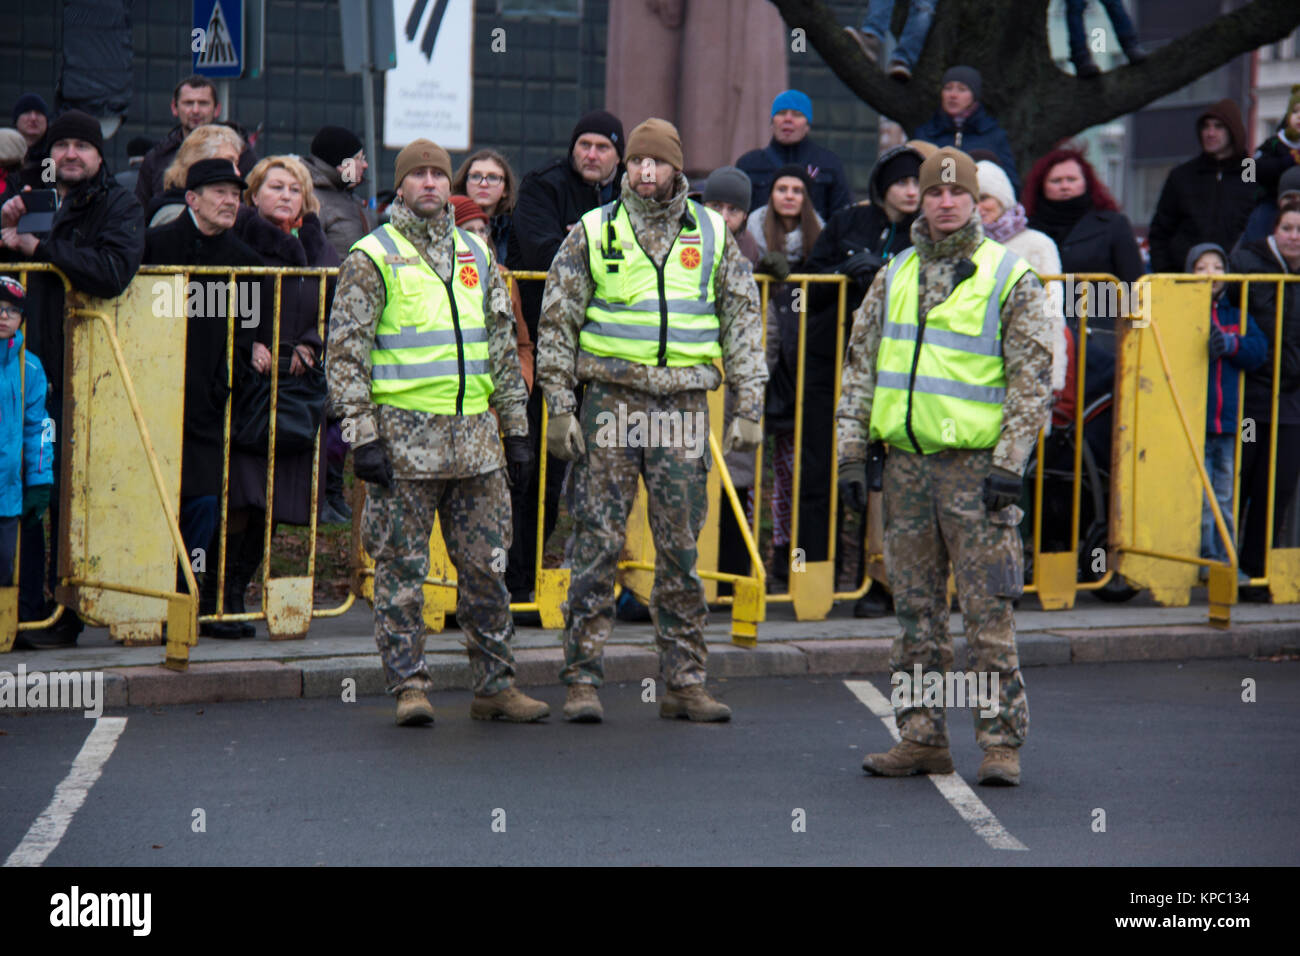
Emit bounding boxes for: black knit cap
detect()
[570,110,625,159]
[771,163,814,196]
[0,275,26,313]
[12,93,50,125]
[941,65,983,101]
[311,125,364,167]
[46,109,103,156]
[875,150,922,194]
[126,136,154,158]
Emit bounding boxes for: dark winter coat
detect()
[0,165,145,395]
[806,145,921,314]
[735,136,853,222]
[142,209,264,498]
[1203,296,1267,434]
[1254,128,1300,206]
[226,206,340,523]
[146,186,187,227]
[910,105,1020,195]
[303,154,371,260]
[1148,154,1256,274]
[1030,204,1144,340]
[1229,237,1300,425]
[135,124,258,210]
[506,155,624,336]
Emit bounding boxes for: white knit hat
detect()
[976,160,1016,212]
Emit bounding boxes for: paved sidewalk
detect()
[3,593,1298,709]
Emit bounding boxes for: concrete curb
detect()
[2,620,1291,710]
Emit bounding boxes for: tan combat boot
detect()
[563,684,603,723]
[660,684,732,722]
[470,685,550,722]
[977,745,1021,786]
[862,739,954,776]
[395,688,434,726]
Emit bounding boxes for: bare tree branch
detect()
[770,0,1300,176]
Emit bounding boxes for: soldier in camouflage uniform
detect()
[837,147,1053,784]
[537,119,767,723]
[327,138,550,726]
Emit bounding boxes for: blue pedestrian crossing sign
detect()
[193,0,244,78]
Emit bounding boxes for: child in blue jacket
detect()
[1186,244,1268,566]
[0,275,53,591]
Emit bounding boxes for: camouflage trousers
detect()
[562,382,710,690]
[883,447,1029,749]
[363,470,517,696]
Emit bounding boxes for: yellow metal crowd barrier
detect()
[3,262,1296,667]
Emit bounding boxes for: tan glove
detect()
[547,411,586,461]
[721,416,764,454]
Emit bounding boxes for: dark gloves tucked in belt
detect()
[982,466,1022,513]
[21,484,52,528]
[841,250,885,285]
[757,250,791,281]
[353,440,393,489]
[839,460,867,514]
[503,434,534,489]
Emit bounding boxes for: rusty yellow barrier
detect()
[1112,273,1300,624]
[7,260,1296,664]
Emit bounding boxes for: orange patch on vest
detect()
[679,246,702,270]
[459,264,480,288]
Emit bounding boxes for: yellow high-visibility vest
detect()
[869,237,1031,453]
[351,223,494,415]
[579,199,725,367]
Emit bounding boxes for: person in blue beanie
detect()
[736,90,853,222]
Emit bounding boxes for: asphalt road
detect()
[2,660,1296,866]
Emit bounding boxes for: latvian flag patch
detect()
[679,234,701,245]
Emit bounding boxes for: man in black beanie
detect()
[0,108,144,647]
[303,125,371,524]
[304,125,370,259]
[13,93,51,151]
[911,66,1020,194]
[504,109,626,616]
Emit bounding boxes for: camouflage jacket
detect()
[535,172,768,421]
[835,212,1052,475]
[326,198,529,479]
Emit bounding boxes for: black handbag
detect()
[765,351,798,431]
[231,350,327,456]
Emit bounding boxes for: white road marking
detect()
[5,717,128,867]
[843,680,1028,851]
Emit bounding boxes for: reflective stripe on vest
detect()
[868,238,1032,454]
[351,223,495,415]
[579,199,725,367]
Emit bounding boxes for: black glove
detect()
[757,250,791,280]
[353,440,393,489]
[1208,328,1237,361]
[841,250,884,284]
[503,434,534,490]
[982,467,1022,513]
[839,460,868,514]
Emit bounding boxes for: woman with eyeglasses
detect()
[452,148,517,262]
